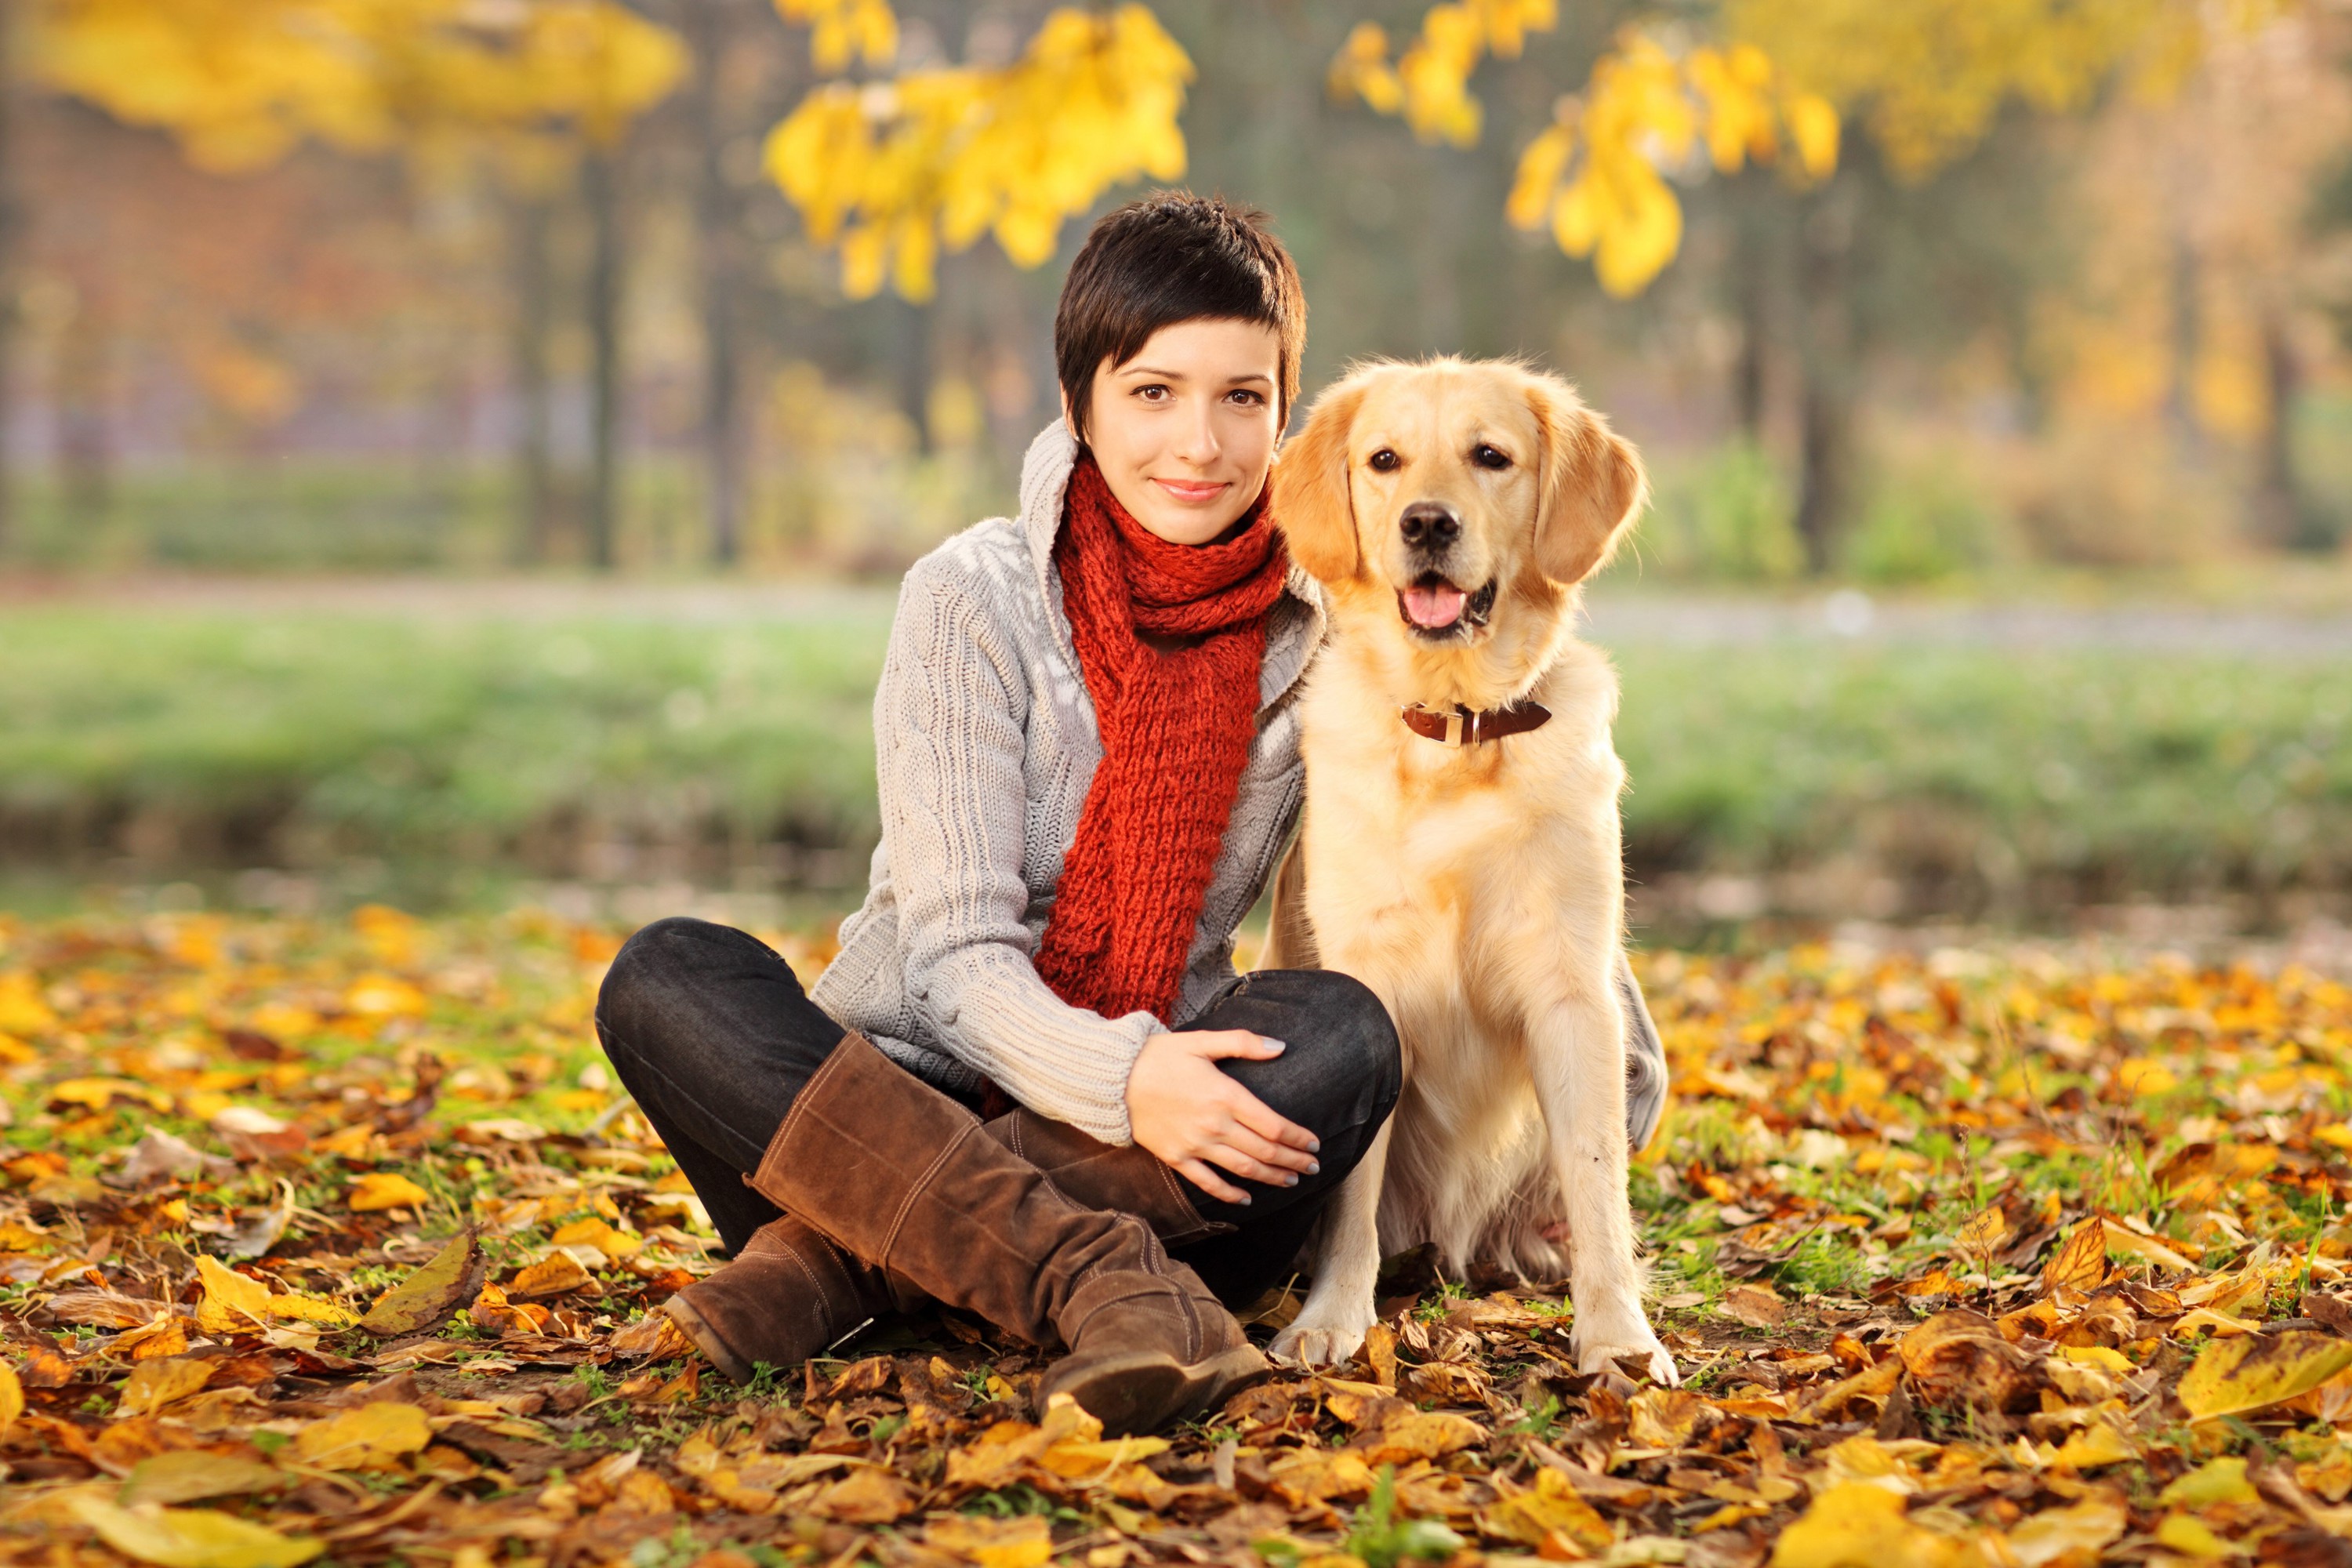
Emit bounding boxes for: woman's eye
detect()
[1368,448,1399,473]
[1474,445,1511,470]
[1228,389,1262,406]
[1135,385,1169,401]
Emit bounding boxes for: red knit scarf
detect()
[1034,454,1288,1022]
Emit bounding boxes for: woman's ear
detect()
[1529,375,1646,587]
[1273,378,1368,583]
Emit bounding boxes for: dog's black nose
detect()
[1399,502,1460,550]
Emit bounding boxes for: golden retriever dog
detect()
[1261,358,1675,1384]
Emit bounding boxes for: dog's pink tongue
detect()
[1403,583,1468,629]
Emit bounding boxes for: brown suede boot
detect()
[670,1105,1226,1386]
[662,1214,902,1383]
[988,1106,1232,1247]
[748,1034,1265,1434]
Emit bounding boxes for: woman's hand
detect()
[1126,1030,1320,1204]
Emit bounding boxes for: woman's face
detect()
[1070,318,1283,546]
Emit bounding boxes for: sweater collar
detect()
[1017,419,1326,714]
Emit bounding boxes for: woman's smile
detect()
[1152,477,1232,505]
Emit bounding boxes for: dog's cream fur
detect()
[1261,358,1675,1384]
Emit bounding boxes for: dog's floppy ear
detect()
[1273,377,1368,583]
[1529,375,1646,586]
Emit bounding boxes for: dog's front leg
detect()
[1267,1120,1390,1369]
[1532,983,1677,1385]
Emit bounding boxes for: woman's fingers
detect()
[1210,1115,1316,1177]
[1186,1029,1287,1062]
[1228,1090,1321,1161]
[1176,1156,1250,1205]
[1203,1142,1304,1187]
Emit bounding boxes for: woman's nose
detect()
[1171,398,1221,463]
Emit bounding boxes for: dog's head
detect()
[1275,359,1645,652]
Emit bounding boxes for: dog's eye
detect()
[1368,448,1399,473]
[1473,444,1512,470]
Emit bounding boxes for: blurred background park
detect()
[2,0,2351,954]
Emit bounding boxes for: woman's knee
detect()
[598,917,759,1046]
[1217,968,1402,1131]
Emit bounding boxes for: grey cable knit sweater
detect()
[809,421,1327,1145]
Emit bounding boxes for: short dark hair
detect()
[1054,191,1306,445]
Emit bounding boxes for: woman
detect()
[595,194,1668,1436]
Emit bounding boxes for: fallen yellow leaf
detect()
[2159,1456,2260,1508]
[267,1294,357,1328]
[2048,1421,2133,1470]
[193,1258,272,1335]
[1769,1482,1965,1567]
[69,1497,321,1568]
[290,1402,432,1471]
[2055,1344,2135,1373]
[548,1217,642,1261]
[347,1172,433,1212]
[115,1358,215,1418]
[2178,1330,2352,1421]
[921,1514,1053,1568]
[357,1230,481,1337]
[1480,1466,1616,1555]
[1955,1203,2008,1254]
[119,1452,286,1508]
[2153,1512,2236,1559]
[507,1251,593,1299]
[2005,1497,2128,1566]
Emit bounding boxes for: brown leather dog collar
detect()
[1400,701,1552,747]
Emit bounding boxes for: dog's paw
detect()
[1269,1304,1378,1370]
[1572,1316,1679,1387]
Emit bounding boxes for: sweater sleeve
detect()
[877,563,1158,1144]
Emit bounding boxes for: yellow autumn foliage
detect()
[778,0,897,74]
[765,5,1192,301]
[1502,32,1836,297]
[1338,15,1835,299]
[1725,0,2288,180]
[30,0,686,174]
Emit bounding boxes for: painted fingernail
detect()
[1285,1174,1300,1186]
[1263,1039,1287,1053]
[1308,1138,1322,1154]
[1237,1193,1253,1205]
[1305,1160,1320,1175]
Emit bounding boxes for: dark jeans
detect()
[594,916,1404,1306]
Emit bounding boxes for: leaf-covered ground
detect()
[2,909,2352,1567]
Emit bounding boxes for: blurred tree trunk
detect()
[888,295,932,454]
[2165,230,2203,453]
[688,0,746,565]
[56,293,111,528]
[2257,310,2327,551]
[1733,220,1773,440]
[508,194,557,564]
[583,145,622,571]
[1793,183,1859,575]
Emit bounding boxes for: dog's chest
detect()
[1299,756,1518,978]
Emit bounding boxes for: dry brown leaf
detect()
[804,1465,912,1523]
[2039,1219,2109,1295]
[1721,1282,1788,1327]
[356,1230,481,1337]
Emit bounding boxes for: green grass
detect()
[2,600,2348,913]
[1610,640,2352,902]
